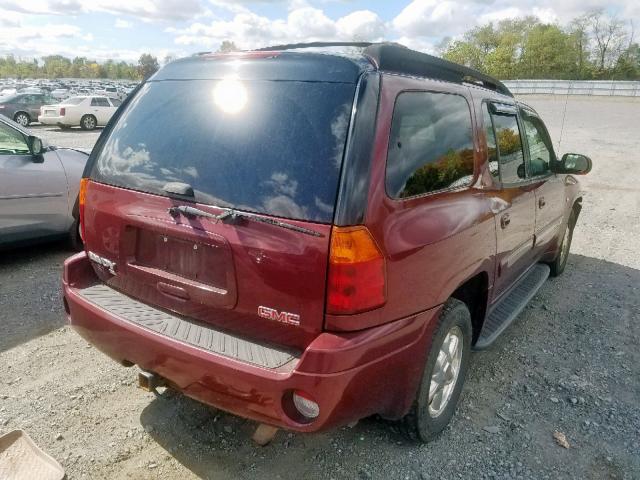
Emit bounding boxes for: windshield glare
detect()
[91,79,355,223]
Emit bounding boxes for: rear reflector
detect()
[326,226,386,315]
[78,178,89,242]
[292,390,320,419]
[60,107,66,116]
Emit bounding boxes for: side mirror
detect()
[27,136,44,162]
[555,153,592,175]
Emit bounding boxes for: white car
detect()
[38,96,121,130]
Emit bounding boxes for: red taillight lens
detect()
[326,226,386,315]
[59,107,65,116]
[78,178,89,242]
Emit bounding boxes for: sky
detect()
[0,0,638,63]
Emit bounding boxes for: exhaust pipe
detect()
[138,370,165,393]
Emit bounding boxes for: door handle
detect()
[538,197,546,209]
[500,213,510,229]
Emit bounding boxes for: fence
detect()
[503,80,640,96]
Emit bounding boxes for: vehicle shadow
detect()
[0,240,73,352]
[137,252,640,479]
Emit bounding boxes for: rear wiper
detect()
[168,205,324,238]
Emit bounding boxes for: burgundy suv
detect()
[62,43,591,442]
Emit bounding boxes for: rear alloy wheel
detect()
[402,298,472,442]
[80,114,97,131]
[14,112,30,127]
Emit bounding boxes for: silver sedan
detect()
[0,115,89,249]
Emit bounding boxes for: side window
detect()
[110,98,122,107]
[90,98,99,107]
[386,91,475,198]
[522,114,553,176]
[0,122,30,155]
[482,103,499,180]
[491,112,526,184]
[97,97,110,107]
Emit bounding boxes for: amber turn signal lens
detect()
[78,178,89,242]
[326,226,386,315]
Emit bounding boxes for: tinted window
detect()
[522,114,553,176]
[386,91,474,198]
[91,97,110,107]
[91,79,355,223]
[491,113,526,183]
[111,98,122,107]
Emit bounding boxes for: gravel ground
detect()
[1,96,639,479]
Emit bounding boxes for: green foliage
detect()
[217,41,239,53]
[442,11,639,80]
[0,54,142,80]
[137,54,159,80]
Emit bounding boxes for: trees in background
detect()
[137,54,159,79]
[0,54,139,79]
[1,12,639,81]
[442,10,638,80]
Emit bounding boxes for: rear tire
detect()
[401,298,472,442]
[80,114,97,131]
[67,216,83,251]
[549,209,576,277]
[14,112,30,127]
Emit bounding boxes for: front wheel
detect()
[402,298,472,442]
[549,210,576,277]
[80,114,97,131]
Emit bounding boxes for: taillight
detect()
[326,226,386,315]
[78,178,89,242]
[59,107,65,116]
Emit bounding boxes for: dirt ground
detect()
[1,96,639,479]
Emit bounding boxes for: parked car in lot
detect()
[0,92,58,126]
[39,96,118,130]
[62,43,591,442]
[0,115,89,249]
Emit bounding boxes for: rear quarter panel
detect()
[326,75,498,331]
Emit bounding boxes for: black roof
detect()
[156,42,512,97]
[257,42,512,97]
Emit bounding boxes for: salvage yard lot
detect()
[1,96,639,479]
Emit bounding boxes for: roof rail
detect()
[255,41,374,51]
[363,43,513,97]
[250,41,512,97]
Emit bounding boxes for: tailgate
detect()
[83,181,331,350]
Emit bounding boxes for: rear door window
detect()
[385,91,474,198]
[90,79,355,223]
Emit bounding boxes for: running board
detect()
[475,264,550,350]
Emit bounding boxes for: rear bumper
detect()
[38,115,68,125]
[62,252,440,432]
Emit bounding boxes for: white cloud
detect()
[336,10,386,40]
[115,18,133,29]
[393,0,476,38]
[172,5,389,51]
[0,0,203,21]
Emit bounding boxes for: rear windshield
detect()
[64,97,85,105]
[90,79,355,223]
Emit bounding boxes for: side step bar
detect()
[475,263,550,350]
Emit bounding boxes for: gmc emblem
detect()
[258,306,300,326]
